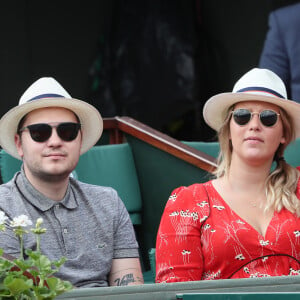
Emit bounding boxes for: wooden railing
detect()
[103,116,217,173]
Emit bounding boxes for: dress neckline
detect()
[207,180,275,239]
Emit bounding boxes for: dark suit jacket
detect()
[259,3,300,102]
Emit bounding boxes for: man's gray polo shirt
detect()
[0,168,139,287]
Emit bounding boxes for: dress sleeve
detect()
[155,184,209,283]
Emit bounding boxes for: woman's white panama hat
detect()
[0,77,103,160]
[203,68,300,138]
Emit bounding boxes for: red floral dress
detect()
[155,180,300,283]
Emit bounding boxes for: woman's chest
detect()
[201,202,300,261]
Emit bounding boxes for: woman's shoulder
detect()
[162,181,212,224]
[166,181,213,209]
[171,181,212,194]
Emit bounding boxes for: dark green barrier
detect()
[176,293,300,300]
[57,276,300,299]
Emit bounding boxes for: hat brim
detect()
[203,92,300,138]
[0,97,103,159]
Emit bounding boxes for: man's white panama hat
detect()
[0,77,103,160]
[203,68,300,138]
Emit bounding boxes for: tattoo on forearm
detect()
[114,273,135,286]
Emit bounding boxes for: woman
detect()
[155,68,300,282]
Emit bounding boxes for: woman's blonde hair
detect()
[214,105,300,215]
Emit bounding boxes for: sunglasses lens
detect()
[28,124,52,142]
[260,110,278,127]
[57,123,81,141]
[233,109,251,125]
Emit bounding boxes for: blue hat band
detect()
[236,87,285,99]
[27,93,65,102]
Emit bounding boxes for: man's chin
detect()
[39,169,73,182]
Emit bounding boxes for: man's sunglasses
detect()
[18,122,81,143]
[231,109,280,127]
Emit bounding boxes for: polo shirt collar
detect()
[16,167,78,211]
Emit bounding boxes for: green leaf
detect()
[14,258,34,271]
[46,277,73,295]
[4,276,33,295]
[0,259,14,271]
[25,249,41,259]
[33,285,56,299]
[35,255,52,270]
[52,257,66,268]
[0,286,11,296]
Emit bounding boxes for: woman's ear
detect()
[280,136,286,145]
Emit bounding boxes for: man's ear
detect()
[14,134,24,158]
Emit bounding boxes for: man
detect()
[0,77,144,287]
[259,2,300,103]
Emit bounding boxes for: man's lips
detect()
[43,152,67,158]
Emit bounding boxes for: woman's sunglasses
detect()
[18,122,81,143]
[231,109,280,127]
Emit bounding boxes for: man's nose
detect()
[46,128,63,145]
